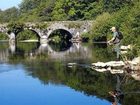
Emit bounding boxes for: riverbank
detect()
[0,40,8,42]
[91,57,140,80]
[19,40,39,42]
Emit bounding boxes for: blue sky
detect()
[0,0,22,10]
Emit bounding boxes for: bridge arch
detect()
[16,29,40,41]
[48,29,72,39]
[48,29,73,52]
[46,23,74,38]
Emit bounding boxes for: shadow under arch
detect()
[15,29,40,42]
[48,28,73,40]
[48,29,73,52]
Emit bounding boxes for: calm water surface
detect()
[0,42,139,105]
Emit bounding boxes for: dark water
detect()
[0,42,140,105]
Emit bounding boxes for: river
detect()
[0,42,139,105]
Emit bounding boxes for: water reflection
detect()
[7,42,93,61]
[48,40,72,52]
[1,41,117,63]
[0,42,140,105]
[9,40,16,54]
[19,61,140,105]
[0,64,111,105]
[108,74,124,105]
[0,42,9,63]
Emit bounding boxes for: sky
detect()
[0,0,22,10]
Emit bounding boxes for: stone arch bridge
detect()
[0,21,92,44]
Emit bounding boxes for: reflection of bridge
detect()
[0,43,9,63]
[36,43,91,60]
[1,42,92,61]
[0,48,9,63]
[0,21,92,44]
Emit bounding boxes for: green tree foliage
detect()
[0,7,19,23]
[0,33,9,40]
[7,22,24,35]
[103,0,133,12]
[19,0,41,13]
[38,0,56,21]
[16,30,39,41]
[51,0,103,20]
[51,0,67,20]
[0,0,135,22]
[89,0,140,55]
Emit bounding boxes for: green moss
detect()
[67,22,82,28]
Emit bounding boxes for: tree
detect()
[0,7,19,23]
[51,0,68,20]
[19,0,41,13]
[103,0,133,12]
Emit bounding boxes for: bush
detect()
[0,33,9,40]
[88,12,111,42]
[16,30,39,41]
[7,22,24,35]
[87,1,140,47]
